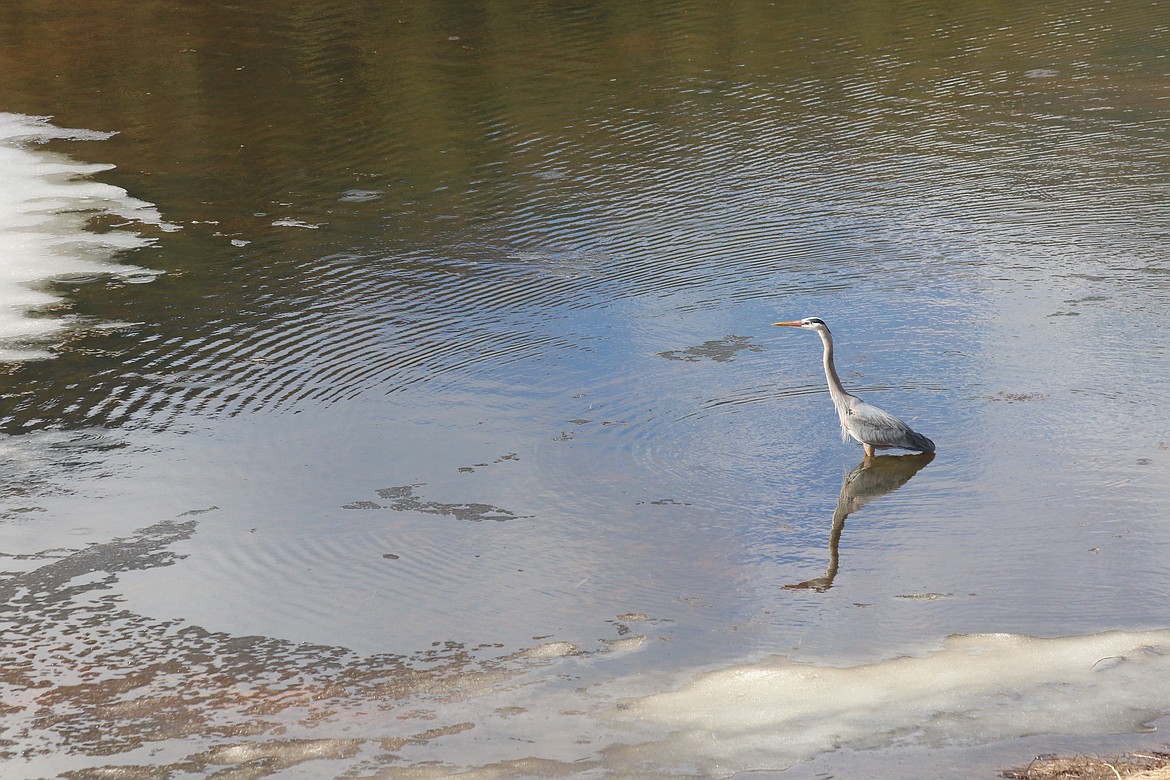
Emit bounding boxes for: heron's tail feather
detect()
[906,429,935,453]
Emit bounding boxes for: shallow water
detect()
[1,1,1169,777]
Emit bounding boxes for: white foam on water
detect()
[611,629,1170,776]
[0,113,175,361]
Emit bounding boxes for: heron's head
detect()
[773,317,830,333]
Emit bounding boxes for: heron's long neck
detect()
[818,329,852,408]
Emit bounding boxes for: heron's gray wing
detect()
[845,398,934,451]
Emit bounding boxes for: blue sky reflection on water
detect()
[1,0,1170,776]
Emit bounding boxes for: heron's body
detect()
[775,317,935,458]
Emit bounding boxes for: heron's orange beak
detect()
[772,320,803,327]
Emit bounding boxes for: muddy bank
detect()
[1005,749,1170,780]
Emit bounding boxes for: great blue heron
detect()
[774,317,935,458]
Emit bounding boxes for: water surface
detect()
[1,1,1169,777]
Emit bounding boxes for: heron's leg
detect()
[863,443,875,460]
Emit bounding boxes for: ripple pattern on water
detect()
[5,11,1166,432]
[3,1,1170,777]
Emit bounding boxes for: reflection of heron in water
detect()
[786,452,934,592]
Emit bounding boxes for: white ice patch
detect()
[615,629,1170,776]
[0,112,175,361]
